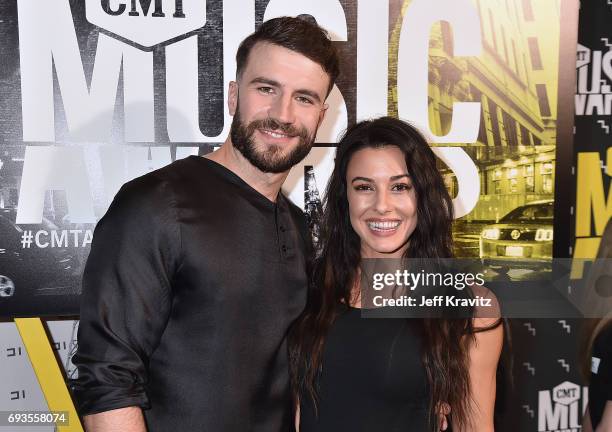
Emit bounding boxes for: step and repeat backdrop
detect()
[0,0,606,431]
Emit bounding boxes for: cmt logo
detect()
[86,0,206,48]
[538,381,588,432]
[101,0,185,17]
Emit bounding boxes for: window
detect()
[528,37,543,70]
[524,164,535,192]
[494,180,502,195]
[488,99,502,146]
[520,125,531,146]
[438,106,452,136]
[502,111,518,147]
[540,162,553,175]
[512,39,519,76]
[522,0,534,21]
[471,85,487,144]
[452,176,459,197]
[523,53,530,84]
[441,21,454,56]
[509,178,518,193]
[536,84,551,117]
[488,10,497,51]
[542,175,553,193]
[481,171,488,195]
[478,105,488,144]
[493,168,503,194]
[540,162,553,194]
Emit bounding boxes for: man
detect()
[71,17,339,431]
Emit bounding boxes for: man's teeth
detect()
[367,221,400,230]
[262,129,289,138]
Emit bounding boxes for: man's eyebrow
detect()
[351,174,410,183]
[250,77,280,87]
[295,88,322,104]
[249,77,322,103]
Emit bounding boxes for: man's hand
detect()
[83,406,146,432]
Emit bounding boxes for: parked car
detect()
[479,200,553,260]
[0,274,15,297]
[0,208,79,300]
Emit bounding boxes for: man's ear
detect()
[318,103,329,124]
[228,81,238,115]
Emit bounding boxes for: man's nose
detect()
[268,94,295,125]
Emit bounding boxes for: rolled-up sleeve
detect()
[70,175,180,416]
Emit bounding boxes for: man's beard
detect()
[230,105,316,174]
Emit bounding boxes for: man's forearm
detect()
[83,406,146,432]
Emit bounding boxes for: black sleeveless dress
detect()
[589,323,612,428]
[299,306,431,432]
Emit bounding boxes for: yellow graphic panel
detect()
[14,318,83,432]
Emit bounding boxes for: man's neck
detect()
[204,138,289,203]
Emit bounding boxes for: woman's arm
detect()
[583,404,594,432]
[458,316,503,432]
[596,401,612,432]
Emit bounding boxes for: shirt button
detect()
[280,226,286,232]
[281,245,287,252]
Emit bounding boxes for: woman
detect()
[289,117,503,431]
[581,220,612,432]
[581,317,612,432]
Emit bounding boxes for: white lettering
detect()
[165,0,252,142]
[356,0,389,120]
[398,0,482,143]
[51,229,68,248]
[17,0,154,142]
[432,147,480,218]
[577,51,601,94]
[538,390,567,431]
[35,230,49,248]
[17,146,95,224]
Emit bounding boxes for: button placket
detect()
[277,206,293,259]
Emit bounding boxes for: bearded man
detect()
[71,16,339,432]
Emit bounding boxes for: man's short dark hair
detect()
[236,16,340,96]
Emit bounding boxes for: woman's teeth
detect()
[367,221,400,231]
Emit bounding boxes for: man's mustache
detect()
[248,117,309,140]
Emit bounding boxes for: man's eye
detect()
[258,87,274,94]
[296,96,313,105]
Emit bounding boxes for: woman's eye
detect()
[392,183,412,192]
[354,184,373,191]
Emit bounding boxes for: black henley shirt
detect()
[71,155,308,431]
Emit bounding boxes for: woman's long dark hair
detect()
[289,117,479,431]
[580,317,612,380]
